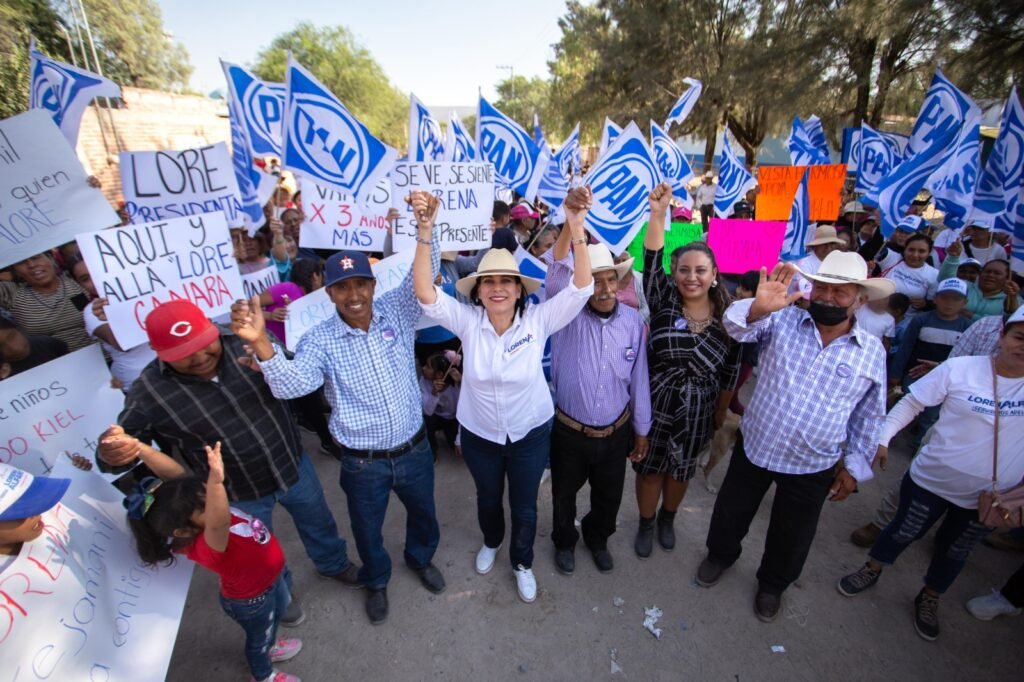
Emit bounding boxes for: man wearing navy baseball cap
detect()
[0,463,70,558]
[233,193,448,625]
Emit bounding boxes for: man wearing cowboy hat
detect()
[696,251,894,623]
[694,171,716,232]
[792,225,847,298]
[542,227,652,575]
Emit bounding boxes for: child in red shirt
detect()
[126,442,302,682]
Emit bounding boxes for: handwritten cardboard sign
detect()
[390,162,494,251]
[240,264,279,300]
[0,110,118,269]
[1,457,193,681]
[756,164,848,222]
[625,221,704,273]
[120,143,246,228]
[76,212,244,349]
[299,178,391,252]
[707,218,787,274]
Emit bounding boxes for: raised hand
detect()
[91,297,109,322]
[563,186,592,227]
[946,237,963,258]
[647,182,673,213]
[230,295,267,343]
[408,191,441,233]
[748,263,803,320]
[205,441,225,485]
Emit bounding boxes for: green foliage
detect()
[252,22,408,148]
[493,75,552,139]
[0,0,71,119]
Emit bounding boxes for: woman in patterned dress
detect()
[633,183,741,558]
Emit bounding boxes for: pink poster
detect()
[708,219,787,274]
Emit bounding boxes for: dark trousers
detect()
[1002,563,1024,607]
[550,417,632,551]
[705,435,834,595]
[289,389,333,446]
[870,473,991,594]
[700,204,714,232]
[425,413,459,455]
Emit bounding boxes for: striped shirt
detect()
[545,253,652,434]
[724,298,886,481]
[0,277,94,351]
[107,329,304,501]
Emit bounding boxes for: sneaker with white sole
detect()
[269,638,303,663]
[514,564,537,603]
[252,669,301,682]
[476,544,500,575]
[966,590,1022,621]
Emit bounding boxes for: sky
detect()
[155,0,569,107]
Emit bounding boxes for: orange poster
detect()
[756,164,848,222]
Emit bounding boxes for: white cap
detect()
[936,278,968,298]
[895,215,924,233]
[1006,306,1024,327]
[0,464,70,521]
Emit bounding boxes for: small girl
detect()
[420,350,462,459]
[125,442,303,682]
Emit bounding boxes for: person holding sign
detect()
[0,251,93,352]
[414,187,594,603]
[0,463,71,562]
[696,252,892,623]
[632,183,741,559]
[232,196,447,626]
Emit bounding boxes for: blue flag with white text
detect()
[650,120,694,207]
[780,169,811,261]
[282,58,398,207]
[973,87,1024,234]
[907,68,978,159]
[476,97,547,199]
[537,124,581,209]
[714,134,754,218]
[222,61,273,233]
[930,113,980,230]
[584,122,663,254]
[409,94,445,162]
[445,111,477,162]
[29,45,120,148]
[664,78,702,128]
[855,122,901,195]
[788,117,830,166]
[223,62,285,157]
[599,118,623,158]
[803,115,830,159]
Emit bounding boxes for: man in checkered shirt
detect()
[694,252,893,623]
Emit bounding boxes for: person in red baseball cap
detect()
[145,299,222,377]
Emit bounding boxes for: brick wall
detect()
[76,87,231,205]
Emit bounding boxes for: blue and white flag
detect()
[650,120,694,207]
[779,169,811,261]
[1012,190,1024,274]
[584,122,663,254]
[409,93,445,162]
[973,86,1024,234]
[536,124,581,209]
[282,57,398,207]
[855,122,901,195]
[714,134,754,218]
[222,61,274,233]
[907,67,978,159]
[29,44,120,148]
[664,78,702,128]
[222,62,285,157]
[803,115,831,159]
[929,108,981,230]
[533,112,547,149]
[845,128,910,170]
[598,118,623,157]
[445,111,477,162]
[787,117,830,166]
[476,96,548,199]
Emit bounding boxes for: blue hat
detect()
[895,215,924,233]
[0,463,70,521]
[323,251,374,288]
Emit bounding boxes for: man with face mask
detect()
[695,251,894,623]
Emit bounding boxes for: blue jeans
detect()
[461,420,552,569]
[219,574,291,680]
[234,452,352,587]
[338,437,439,589]
[870,473,992,593]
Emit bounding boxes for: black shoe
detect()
[318,563,365,589]
[754,590,781,623]
[279,594,306,627]
[413,563,446,594]
[913,589,940,641]
[319,440,343,460]
[590,548,614,573]
[695,556,726,588]
[634,516,655,558]
[555,548,575,575]
[366,588,388,625]
[656,508,676,551]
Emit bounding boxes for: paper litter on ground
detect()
[613,597,625,607]
[643,606,663,639]
[610,648,623,674]
[771,645,786,653]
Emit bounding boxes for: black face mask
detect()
[808,300,850,327]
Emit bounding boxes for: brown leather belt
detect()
[555,408,631,439]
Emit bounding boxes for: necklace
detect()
[682,305,713,334]
[26,276,66,311]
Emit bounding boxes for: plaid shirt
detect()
[950,313,1002,358]
[724,299,886,481]
[108,329,304,501]
[259,240,440,450]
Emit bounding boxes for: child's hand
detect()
[448,367,462,384]
[205,442,225,485]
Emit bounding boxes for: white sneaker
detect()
[966,590,1022,621]
[475,544,500,575]
[514,564,537,603]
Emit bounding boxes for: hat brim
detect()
[593,257,635,279]
[455,270,542,298]
[797,268,895,301]
[0,476,70,521]
[323,271,375,289]
[806,237,845,247]
[154,323,220,363]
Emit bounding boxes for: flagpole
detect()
[75,0,123,154]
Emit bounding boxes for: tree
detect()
[0,0,72,118]
[493,75,552,138]
[252,23,408,148]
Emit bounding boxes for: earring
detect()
[711,281,718,288]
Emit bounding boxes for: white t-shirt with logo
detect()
[884,261,939,301]
[856,308,895,340]
[908,356,1024,508]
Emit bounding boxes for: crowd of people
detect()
[2,171,1023,682]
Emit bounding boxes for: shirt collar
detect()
[797,308,870,347]
[334,307,381,335]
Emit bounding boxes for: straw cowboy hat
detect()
[456,249,542,298]
[806,225,845,247]
[589,243,634,278]
[797,251,895,300]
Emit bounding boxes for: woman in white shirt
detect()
[836,307,1024,641]
[413,189,594,604]
[883,233,938,315]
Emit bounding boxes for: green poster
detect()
[625,221,705,273]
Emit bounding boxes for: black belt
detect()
[339,426,426,460]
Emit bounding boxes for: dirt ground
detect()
[166,427,1022,682]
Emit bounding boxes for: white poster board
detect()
[75,212,244,350]
[0,345,124,479]
[0,110,119,269]
[0,458,193,681]
[240,265,279,300]
[120,143,246,228]
[298,178,390,251]
[390,162,494,251]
